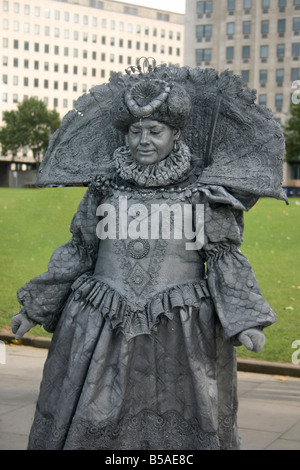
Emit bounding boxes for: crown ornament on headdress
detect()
[110,57,192,132]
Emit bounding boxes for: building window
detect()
[226,46,234,60]
[24,77,29,86]
[197,1,213,14]
[291,68,300,80]
[227,0,235,11]
[73,65,78,74]
[277,44,285,57]
[279,0,286,6]
[275,93,283,108]
[45,44,49,53]
[13,58,19,67]
[291,164,300,180]
[241,70,249,82]
[54,81,59,90]
[34,78,39,87]
[44,79,49,89]
[293,18,300,31]
[278,19,286,33]
[261,20,269,34]
[242,45,250,59]
[54,46,59,55]
[64,65,68,73]
[243,21,251,35]
[244,0,252,8]
[292,43,300,56]
[196,48,212,63]
[44,62,49,71]
[34,60,39,70]
[63,82,68,91]
[196,24,212,39]
[54,63,59,72]
[14,39,19,49]
[262,0,269,8]
[259,69,268,83]
[259,94,267,106]
[276,68,284,83]
[260,45,269,58]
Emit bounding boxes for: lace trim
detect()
[71,273,211,341]
[113,142,191,188]
[28,408,224,450]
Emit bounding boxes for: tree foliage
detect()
[0,98,60,160]
[284,102,300,162]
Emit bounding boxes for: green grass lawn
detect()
[0,187,299,363]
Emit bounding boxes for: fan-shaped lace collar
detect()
[113,142,191,188]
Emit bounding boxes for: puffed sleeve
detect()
[16,188,101,332]
[200,186,277,342]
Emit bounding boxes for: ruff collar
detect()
[113,142,191,188]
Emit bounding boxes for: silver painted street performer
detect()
[12,62,287,450]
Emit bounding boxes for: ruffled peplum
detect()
[71,273,211,341]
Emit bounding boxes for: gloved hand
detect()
[237,328,265,353]
[11,312,37,340]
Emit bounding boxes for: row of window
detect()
[3,66,296,88]
[2,39,181,56]
[226,44,299,59]
[2,93,79,110]
[2,18,181,41]
[197,0,300,14]
[3,1,172,24]
[0,91,288,111]
[196,43,299,61]
[2,17,181,40]
[197,18,300,38]
[240,68,300,83]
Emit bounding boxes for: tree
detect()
[284,102,300,163]
[0,98,60,161]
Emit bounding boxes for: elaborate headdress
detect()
[110,61,192,132]
[36,59,287,203]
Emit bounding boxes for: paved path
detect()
[1,344,300,451]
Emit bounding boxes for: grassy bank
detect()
[0,187,299,363]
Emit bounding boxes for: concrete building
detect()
[184,0,300,191]
[0,0,184,186]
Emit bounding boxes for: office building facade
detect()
[184,0,300,189]
[0,0,184,185]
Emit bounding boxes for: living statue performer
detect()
[11,62,287,450]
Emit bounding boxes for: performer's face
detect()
[127,119,180,165]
